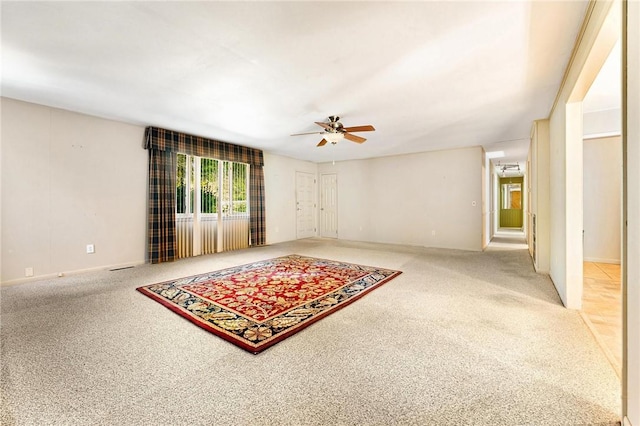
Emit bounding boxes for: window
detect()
[176,154,248,217]
[222,161,248,215]
[201,157,219,214]
[175,153,249,257]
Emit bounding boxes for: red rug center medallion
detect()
[182,261,368,322]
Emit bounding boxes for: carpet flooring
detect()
[1,238,621,425]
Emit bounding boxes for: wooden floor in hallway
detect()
[582,262,622,377]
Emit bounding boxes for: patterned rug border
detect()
[136,254,402,354]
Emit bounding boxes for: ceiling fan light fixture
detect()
[324,132,344,144]
[496,161,522,176]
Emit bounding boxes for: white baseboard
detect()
[0,261,145,287]
[583,257,621,264]
[624,416,633,426]
[579,311,621,378]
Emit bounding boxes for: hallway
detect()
[486,228,528,251]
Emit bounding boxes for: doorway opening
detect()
[488,166,527,250]
[499,176,524,229]
[581,39,622,377]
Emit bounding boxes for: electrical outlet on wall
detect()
[86,244,95,254]
[25,267,34,277]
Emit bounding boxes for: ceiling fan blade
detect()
[291,131,323,136]
[342,125,375,133]
[314,121,333,131]
[343,133,366,144]
[317,139,328,147]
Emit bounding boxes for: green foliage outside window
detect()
[201,158,218,214]
[176,154,247,215]
[231,162,247,214]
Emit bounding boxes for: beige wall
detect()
[583,135,622,263]
[482,151,490,249]
[0,97,320,282]
[1,98,147,283]
[1,99,324,282]
[528,119,551,273]
[584,108,621,136]
[549,101,575,307]
[318,146,483,251]
[623,0,639,422]
[1,98,485,284]
[263,152,317,245]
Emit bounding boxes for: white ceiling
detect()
[1,1,590,164]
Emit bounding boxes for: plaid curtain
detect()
[145,127,266,262]
[249,165,266,246]
[147,149,177,263]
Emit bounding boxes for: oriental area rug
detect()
[137,254,402,353]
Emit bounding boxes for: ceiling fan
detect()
[291,116,375,147]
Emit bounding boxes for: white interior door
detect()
[296,172,316,239]
[320,173,338,238]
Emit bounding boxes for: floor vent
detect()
[110,266,134,271]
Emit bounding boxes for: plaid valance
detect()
[145,126,264,167]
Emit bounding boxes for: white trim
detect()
[579,311,621,378]
[583,131,622,139]
[583,257,621,264]
[624,416,633,426]
[585,106,623,114]
[0,261,145,287]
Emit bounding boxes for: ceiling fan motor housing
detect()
[327,116,343,132]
